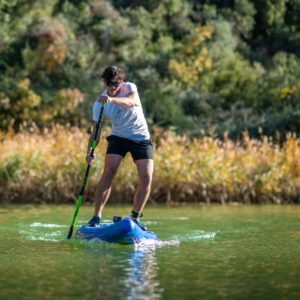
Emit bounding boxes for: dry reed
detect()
[0,126,299,204]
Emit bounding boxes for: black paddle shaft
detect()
[79,102,105,193]
[67,102,105,239]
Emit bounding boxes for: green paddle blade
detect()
[67,194,84,239]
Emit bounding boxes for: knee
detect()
[140,174,152,190]
[96,169,116,189]
[102,165,119,182]
[104,168,117,180]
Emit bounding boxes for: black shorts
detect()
[106,135,153,161]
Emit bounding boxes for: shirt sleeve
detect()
[126,82,138,94]
[92,89,115,121]
[92,100,102,122]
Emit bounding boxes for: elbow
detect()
[128,100,137,108]
[126,93,138,108]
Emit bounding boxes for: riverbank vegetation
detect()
[1,127,299,204]
[1,1,300,203]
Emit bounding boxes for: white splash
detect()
[30,223,66,228]
[144,221,158,225]
[25,235,60,242]
[134,239,180,250]
[172,230,216,241]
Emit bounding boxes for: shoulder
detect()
[123,82,138,93]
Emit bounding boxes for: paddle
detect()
[67,102,105,239]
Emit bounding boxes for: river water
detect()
[0,205,299,299]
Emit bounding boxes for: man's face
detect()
[105,80,123,96]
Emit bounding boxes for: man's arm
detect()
[99,92,138,108]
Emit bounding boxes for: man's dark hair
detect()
[101,66,127,83]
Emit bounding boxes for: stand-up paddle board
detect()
[76,217,159,244]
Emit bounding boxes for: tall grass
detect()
[0,126,299,204]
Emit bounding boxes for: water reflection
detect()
[124,245,162,299]
[19,222,178,299]
[80,240,168,299]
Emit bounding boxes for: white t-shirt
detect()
[93,82,150,141]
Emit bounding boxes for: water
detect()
[0,205,299,299]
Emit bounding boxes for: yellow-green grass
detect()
[0,127,299,204]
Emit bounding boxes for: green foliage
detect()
[232,0,256,36]
[257,52,300,109]
[0,0,299,136]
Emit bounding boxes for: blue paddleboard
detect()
[75,217,160,244]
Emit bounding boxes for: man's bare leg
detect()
[93,154,123,217]
[132,159,154,215]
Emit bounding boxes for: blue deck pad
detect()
[75,217,160,245]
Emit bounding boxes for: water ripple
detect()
[172,230,216,241]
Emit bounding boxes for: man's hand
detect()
[98,94,112,104]
[86,152,96,165]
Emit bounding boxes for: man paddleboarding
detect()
[86,66,153,230]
